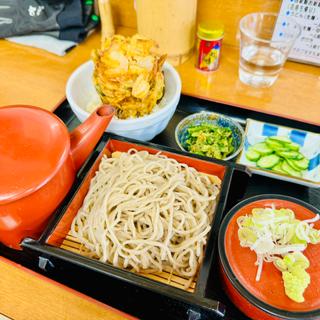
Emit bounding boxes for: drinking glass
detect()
[239,12,301,88]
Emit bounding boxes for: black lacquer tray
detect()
[21,133,250,320]
[2,95,319,320]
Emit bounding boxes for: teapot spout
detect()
[70,105,115,171]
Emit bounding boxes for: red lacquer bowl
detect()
[218,194,320,320]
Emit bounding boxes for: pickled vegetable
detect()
[185,123,234,160]
[245,136,309,178]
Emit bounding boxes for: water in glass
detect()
[239,44,285,88]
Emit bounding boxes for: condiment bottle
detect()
[196,21,224,72]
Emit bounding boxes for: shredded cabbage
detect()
[237,206,320,303]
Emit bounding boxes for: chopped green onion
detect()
[237,206,320,303]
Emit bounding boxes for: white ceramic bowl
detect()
[66,60,181,141]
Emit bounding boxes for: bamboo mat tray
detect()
[60,233,197,293]
[56,154,222,294]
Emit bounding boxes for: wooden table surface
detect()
[0,32,101,111]
[177,46,320,126]
[1,27,319,125]
[0,257,135,320]
[0,23,319,320]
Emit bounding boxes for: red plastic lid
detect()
[225,198,320,313]
[0,106,70,204]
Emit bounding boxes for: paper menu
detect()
[273,0,320,66]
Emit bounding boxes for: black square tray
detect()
[2,95,319,320]
[21,133,250,320]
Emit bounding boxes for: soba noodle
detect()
[71,149,220,278]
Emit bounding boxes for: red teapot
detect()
[0,105,114,249]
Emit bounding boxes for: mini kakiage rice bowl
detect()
[66,60,181,141]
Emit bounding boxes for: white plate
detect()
[237,119,320,188]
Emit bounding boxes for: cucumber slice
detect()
[257,155,280,169]
[296,153,304,160]
[265,139,284,150]
[246,150,261,162]
[282,161,302,177]
[252,143,273,155]
[286,159,303,172]
[273,146,291,153]
[273,161,286,174]
[269,136,292,144]
[278,151,300,159]
[287,142,300,151]
[293,158,309,170]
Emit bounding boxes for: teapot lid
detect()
[0,106,70,204]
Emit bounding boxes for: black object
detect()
[2,95,319,320]
[21,134,251,320]
[218,194,320,320]
[0,0,98,42]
